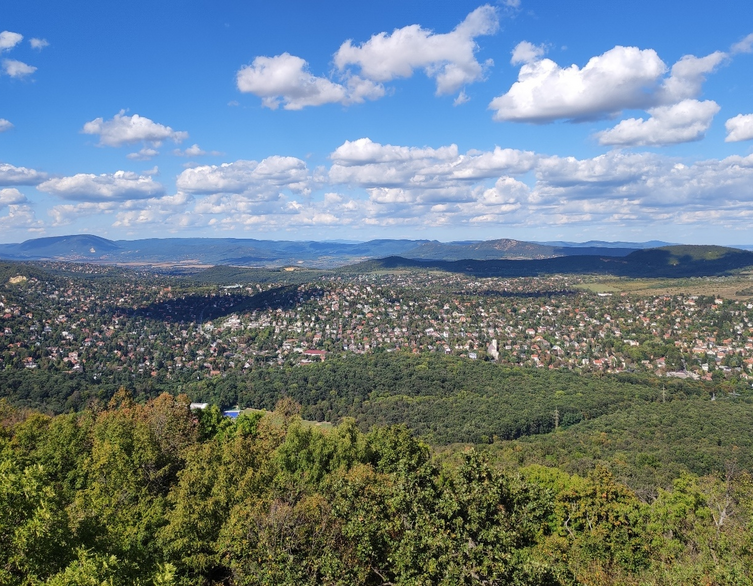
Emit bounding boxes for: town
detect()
[3,264,753,385]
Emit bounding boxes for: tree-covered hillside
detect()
[2,394,752,585]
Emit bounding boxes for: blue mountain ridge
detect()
[0,234,726,269]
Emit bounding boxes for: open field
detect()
[576,271,753,298]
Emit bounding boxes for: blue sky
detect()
[2,0,753,245]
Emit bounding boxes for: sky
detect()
[2,0,753,245]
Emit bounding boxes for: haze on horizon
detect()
[2,0,753,246]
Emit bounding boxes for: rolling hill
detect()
[342,245,753,278]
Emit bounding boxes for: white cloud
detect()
[478,177,530,205]
[597,99,720,146]
[32,136,753,236]
[331,137,458,165]
[126,147,160,161]
[329,138,536,191]
[0,187,27,206]
[38,170,165,202]
[0,204,42,233]
[236,53,361,110]
[344,75,385,104]
[48,202,116,226]
[29,38,49,51]
[510,41,546,65]
[193,193,288,215]
[0,31,23,52]
[342,148,747,232]
[2,59,37,78]
[532,151,753,214]
[490,46,666,122]
[659,51,726,103]
[0,119,13,133]
[112,208,174,228]
[236,6,498,109]
[451,146,538,178]
[180,146,753,233]
[334,5,498,96]
[173,144,222,157]
[453,90,470,106]
[148,145,753,234]
[176,156,311,195]
[82,110,188,147]
[731,32,753,55]
[490,45,727,124]
[50,192,193,228]
[0,162,47,185]
[725,113,753,142]
[534,150,659,193]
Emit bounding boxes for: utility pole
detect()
[554,408,560,430]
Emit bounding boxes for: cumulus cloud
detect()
[0,119,13,133]
[597,99,720,146]
[534,150,659,192]
[82,110,188,147]
[50,191,193,228]
[510,41,546,65]
[237,53,352,110]
[237,6,498,109]
[490,44,727,124]
[490,46,667,122]
[2,59,37,78]
[48,202,116,226]
[38,170,165,202]
[187,190,371,233]
[329,138,536,190]
[176,156,311,196]
[173,144,222,157]
[321,139,753,232]
[331,137,458,165]
[451,146,538,178]
[0,162,47,185]
[659,51,726,103]
[186,144,753,233]
[0,31,23,52]
[0,187,27,206]
[725,113,753,142]
[533,151,753,213]
[0,203,42,233]
[32,134,753,236]
[334,5,498,96]
[731,32,753,55]
[126,147,160,161]
[29,38,49,51]
[323,138,540,229]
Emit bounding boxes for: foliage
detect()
[1,395,752,584]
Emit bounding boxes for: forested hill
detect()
[345,245,753,278]
[2,393,752,585]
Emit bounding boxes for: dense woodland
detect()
[2,394,753,585]
[3,259,753,583]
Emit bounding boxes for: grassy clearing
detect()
[242,408,335,431]
[576,272,753,299]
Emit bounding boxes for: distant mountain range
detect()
[0,234,679,268]
[0,235,751,279]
